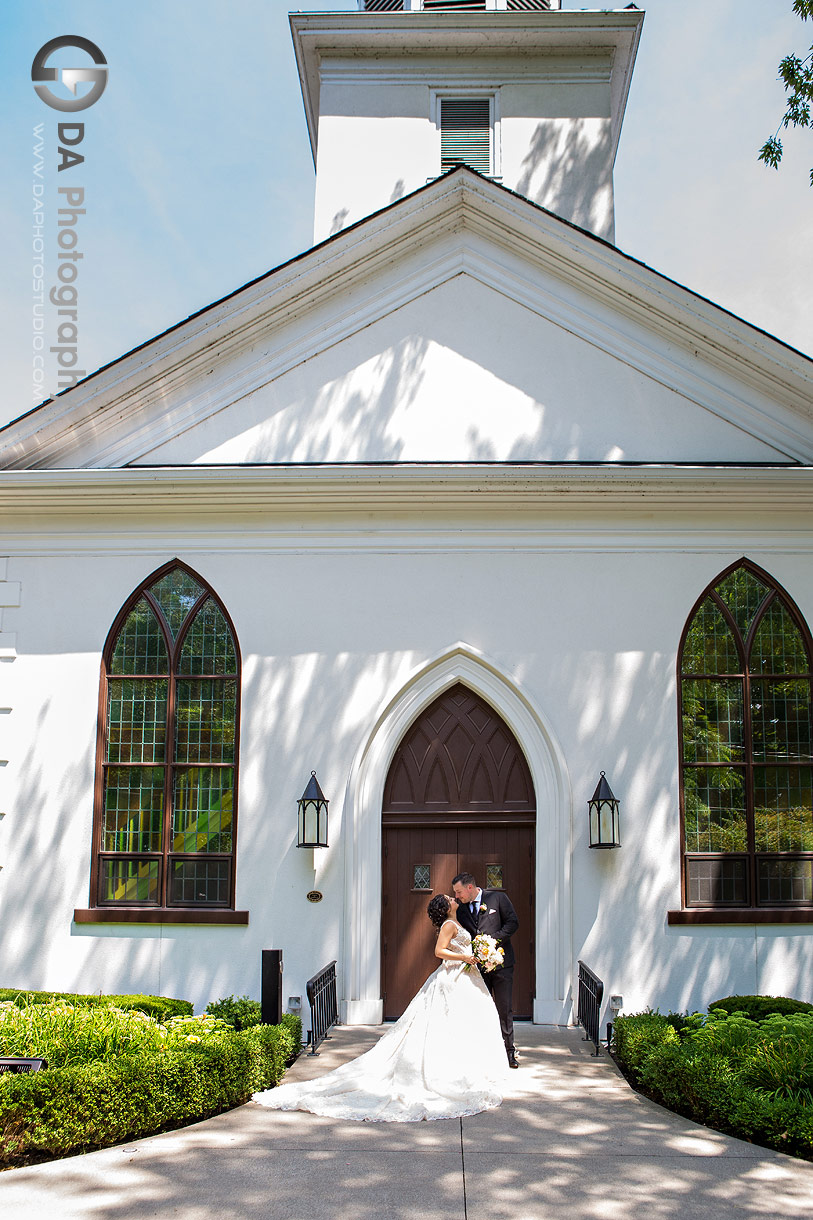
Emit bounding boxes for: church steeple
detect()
[291,4,643,244]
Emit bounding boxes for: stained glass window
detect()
[149,569,204,640]
[110,600,168,675]
[680,562,813,909]
[95,562,239,909]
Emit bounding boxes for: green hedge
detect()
[612,1010,813,1160]
[0,990,192,1022]
[707,994,813,1021]
[611,1010,679,1083]
[205,994,263,1030]
[0,1014,301,1169]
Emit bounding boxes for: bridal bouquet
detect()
[466,933,504,973]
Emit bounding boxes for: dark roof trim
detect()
[126,459,808,471]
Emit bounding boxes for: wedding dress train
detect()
[252,923,509,1122]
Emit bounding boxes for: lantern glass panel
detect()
[589,783,620,848]
[298,798,328,847]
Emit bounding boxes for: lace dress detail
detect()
[253,922,508,1122]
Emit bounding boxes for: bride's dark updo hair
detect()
[427,893,451,929]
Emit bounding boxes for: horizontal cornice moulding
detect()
[290,9,642,160]
[4,535,813,558]
[1,464,812,517]
[317,61,612,87]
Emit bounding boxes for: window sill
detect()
[668,908,813,926]
[74,908,249,926]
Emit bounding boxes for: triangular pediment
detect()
[1,171,811,469]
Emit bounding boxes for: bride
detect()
[252,893,509,1122]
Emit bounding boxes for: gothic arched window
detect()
[679,560,813,911]
[89,561,240,915]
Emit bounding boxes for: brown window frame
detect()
[676,558,813,918]
[77,559,246,924]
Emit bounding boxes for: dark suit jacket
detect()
[457,889,519,971]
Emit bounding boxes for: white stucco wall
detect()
[2,521,811,1024]
[135,274,789,467]
[312,65,616,244]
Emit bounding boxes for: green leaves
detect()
[760,5,813,183]
[758,135,784,169]
[613,1003,813,1157]
[205,993,263,1030]
[0,1004,303,1169]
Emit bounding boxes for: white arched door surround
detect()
[340,643,573,1025]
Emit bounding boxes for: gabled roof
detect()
[1,167,812,469]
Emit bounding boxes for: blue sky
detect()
[1,1,810,430]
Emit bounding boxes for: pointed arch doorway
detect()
[382,684,535,1019]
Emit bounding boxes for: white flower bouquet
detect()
[466,933,504,973]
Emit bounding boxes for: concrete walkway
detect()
[1,1024,812,1219]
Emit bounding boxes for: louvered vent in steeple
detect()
[440,98,491,173]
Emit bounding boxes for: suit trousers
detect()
[483,965,514,1057]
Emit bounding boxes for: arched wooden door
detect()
[382,684,535,1019]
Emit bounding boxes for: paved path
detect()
[1,1025,812,1219]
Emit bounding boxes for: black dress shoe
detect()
[508,1054,519,1069]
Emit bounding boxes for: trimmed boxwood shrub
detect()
[611,1011,678,1084]
[205,994,263,1030]
[707,994,813,1021]
[0,989,192,1022]
[0,1014,301,1169]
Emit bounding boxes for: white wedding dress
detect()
[253,922,509,1122]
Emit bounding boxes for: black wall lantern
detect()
[297,771,329,848]
[588,771,621,849]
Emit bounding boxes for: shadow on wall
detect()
[329,208,349,236]
[9,553,809,1016]
[516,118,613,240]
[239,331,431,465]
[227,306,648,467]
[553,575,811,1017]
[1,691,167,996]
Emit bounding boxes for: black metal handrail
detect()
[306,960,339,1055]
[576,960,604,1055]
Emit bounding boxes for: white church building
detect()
[2,3,812,1030]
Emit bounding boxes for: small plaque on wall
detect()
[306,890,323,903]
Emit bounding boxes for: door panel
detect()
[456,825,535,1019]
[382,827,457,1019]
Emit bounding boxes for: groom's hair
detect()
[452,872,476,887]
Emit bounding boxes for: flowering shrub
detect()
[0,1000,168,1068]
[163,1014,232,1046]
[0,989,191,1022]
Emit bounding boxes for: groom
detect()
[453,871,519,1068]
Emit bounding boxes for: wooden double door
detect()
[382,823,535,1018]
[381,685,536,1020]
